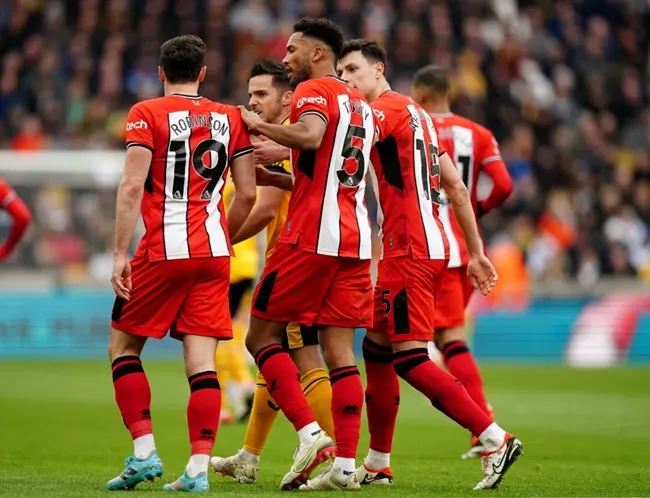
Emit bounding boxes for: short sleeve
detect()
[370,100,394,141]
[230,111,254,160]
[293,80,330,125]
[478,128,502,166]
[125,103,154,151]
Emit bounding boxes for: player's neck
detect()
[424,102,451,115]
[368,79,391,103]
[274,109,290,125]
[310,63,337,80]
[164,82,200,97]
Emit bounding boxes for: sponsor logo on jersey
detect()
[297,96,327,108]
[372,109,386,122]
[126,119,148,131]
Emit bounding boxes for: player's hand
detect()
[253,139,289,165]
[111,253,132,300]
[238,105,263,135]
[467,253,498,296]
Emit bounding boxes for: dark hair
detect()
[249,60,295,91]
[340,39,387,66]
[159,35,207,84]
[413,65,450,94]
[293,18,344,60]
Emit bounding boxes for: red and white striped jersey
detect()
[281,76,374,260]
[430,113,510,268]
[370,91,449,261]
[125,93,253,261]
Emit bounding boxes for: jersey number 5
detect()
[338,124,367,187]
[168,138,228,200]
[416,139,441,205]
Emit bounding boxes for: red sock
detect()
[256,344,315,431]
[330,366,363,459]
[442,341,491,415]
[362,337,399,453]
[187,371,221,455]
[393,348,492,436]
[112,355,152,439]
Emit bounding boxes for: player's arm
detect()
[253,139,290,164]
[239,81,330,150]
[242,112,326,150]
[255,165,294,191]
[228,152,257,238]
[440,152,497,294]
[477,133,512,215]
[114,146,151,257]
[231,183,285,245]
[439,152,483,256]
[0,185,31,261]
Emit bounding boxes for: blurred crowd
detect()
[0,0,649,284]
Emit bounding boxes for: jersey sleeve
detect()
[370,100,395,141]
[293,80,330,125]
[125,103,155,151]
[477,128,502,167]
[230,111,254,160]
[476,127,512,214]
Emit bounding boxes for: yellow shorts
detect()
[282,323,319,350]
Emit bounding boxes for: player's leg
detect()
[435,267,491,458]
[356,311,399,486]
[246,243,337,489]
[106,256,191,490]
[230,279,256,420]
[386,258,522,490]
[163,257,231,492]
[289,326,334,438]
[299,258,373,491]
[210,368,277,484]
[210,326,331,485]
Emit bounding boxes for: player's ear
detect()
[375,62,385,79]
[158,66,165,83]
[310,45,324,63]
[198,66,207,83]
[282,90,293,107]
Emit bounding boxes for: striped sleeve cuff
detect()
[482,155,502,165]
[298,110,328,125]
[126,141,154,152]
[232,146,254,160]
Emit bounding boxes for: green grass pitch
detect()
[1,360,649,497]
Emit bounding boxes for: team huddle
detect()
[106,18,520,494]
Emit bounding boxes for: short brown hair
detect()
[249,60,295,91]
[413,65,450,94]
[160,35,207,84]
[340,39,387,65]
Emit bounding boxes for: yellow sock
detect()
[243,370,280,456]
[215,341,233,414]
[301,368,334,438]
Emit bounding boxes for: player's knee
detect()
[434,326,466,351]
[108,328,143,361]
[290,345,324,375]
[183,336,218,377]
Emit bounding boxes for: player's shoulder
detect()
[443,113,491,136]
